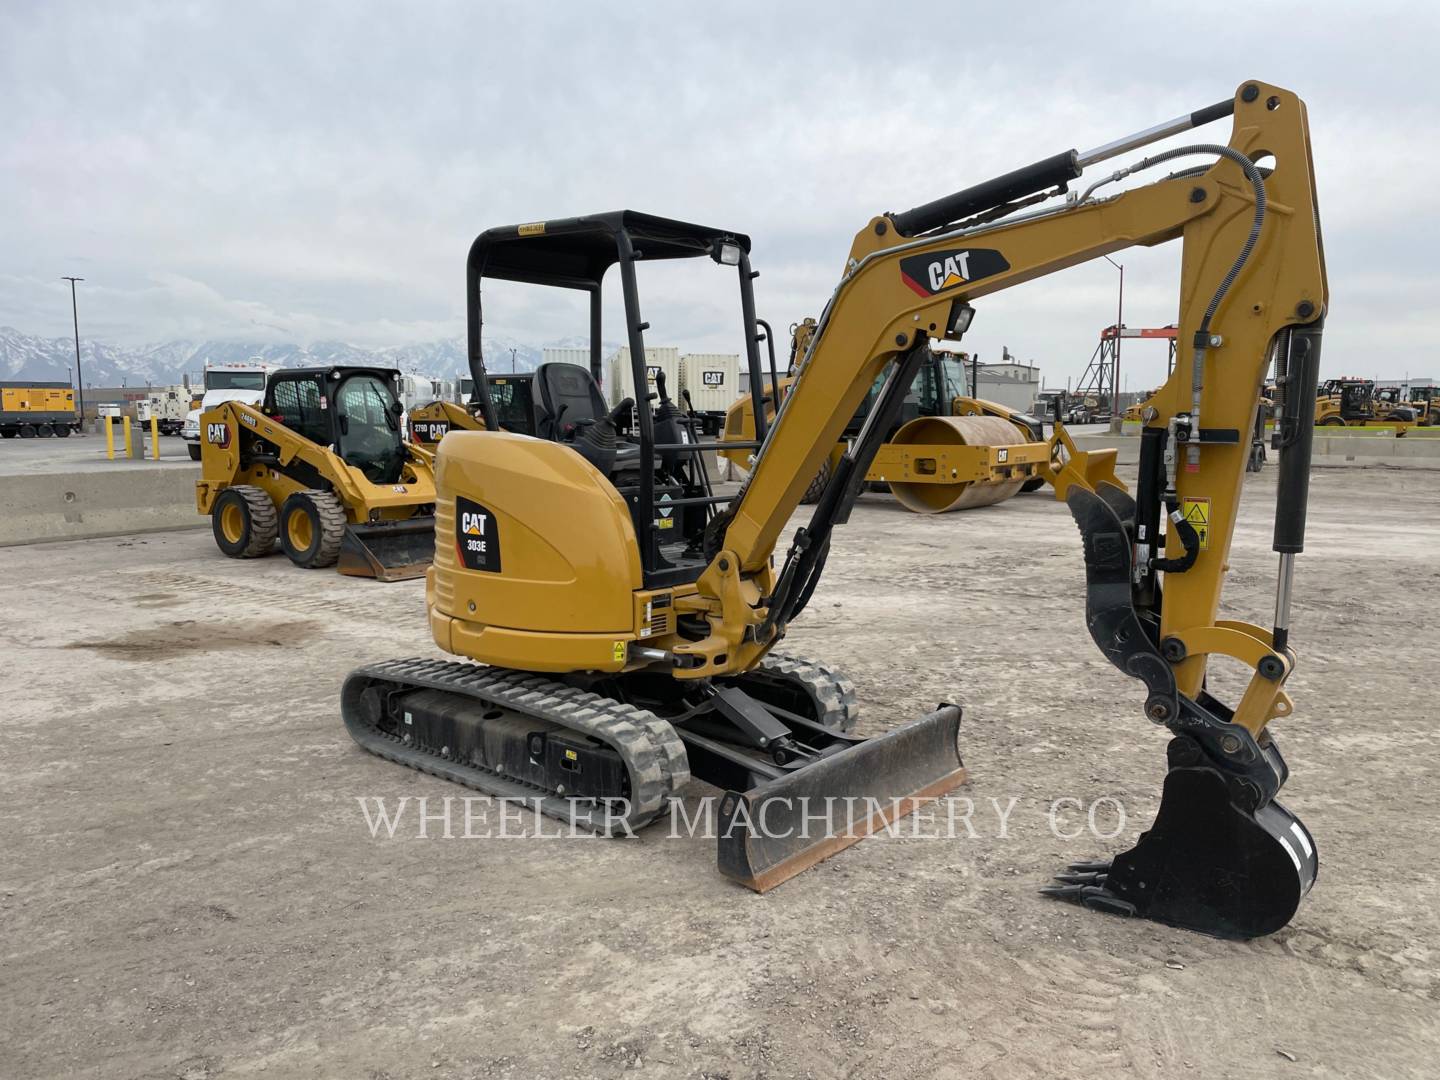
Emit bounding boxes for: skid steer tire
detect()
[800,457,832,505]
[212,485,278,559]
[280,490,347,569]
[1319,416,1344,426]
[187,443,201,461]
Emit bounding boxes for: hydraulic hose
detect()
[1152,501,1201,574]
[1082,144,1267,467]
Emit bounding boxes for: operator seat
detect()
[535,362,608,440]
[533,362,640,476]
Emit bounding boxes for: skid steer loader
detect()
[195,365,437,580]
[344,81,1329,938]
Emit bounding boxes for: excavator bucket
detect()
[715,704,966,892]
[1042,736,1319,939]
[337,516,437,581]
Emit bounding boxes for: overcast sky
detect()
[2,1,1436,388]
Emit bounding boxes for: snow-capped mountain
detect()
[0,327,612,388]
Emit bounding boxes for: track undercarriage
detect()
[342,653,966,890]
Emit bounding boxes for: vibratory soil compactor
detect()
[721,324,1051,512]
[196,366,437,580]
[344,81,1327,938]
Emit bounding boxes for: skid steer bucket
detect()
[337,516,436,581]
[715,704,965,892]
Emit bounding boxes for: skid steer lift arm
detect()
[682,80,1326,937]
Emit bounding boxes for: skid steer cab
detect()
[194,366,437,581]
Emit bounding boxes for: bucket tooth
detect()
[337,517,436,581]
[715,704,965,892]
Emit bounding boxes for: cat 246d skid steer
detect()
[196,366,437,580]
[344,80,1327,938]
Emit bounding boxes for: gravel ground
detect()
[1,463,1436,1079]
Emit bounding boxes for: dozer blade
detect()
[337,516,436,581]
[1042,756,1318,939]
[716,704,965,892]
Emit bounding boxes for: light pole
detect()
[62,276,85,422]
[1103,256,1123,429]
[510,347,517,373]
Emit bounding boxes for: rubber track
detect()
[342,657,689,834]
[759,651,860,732]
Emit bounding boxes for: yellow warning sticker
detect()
[612,640,626,663]
[518,221,546,236]
[1181,496,1211,550]
[564,748,578,761]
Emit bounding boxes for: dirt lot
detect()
[2,464,1437,1080]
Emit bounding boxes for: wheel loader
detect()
[344,81,1328,939]
[195,365,437,580]
[1315,377,1416,427]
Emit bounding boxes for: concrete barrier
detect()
[0,467,203,547]
[1073,431,1440,469]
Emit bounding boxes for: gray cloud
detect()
[3,0,1436,389]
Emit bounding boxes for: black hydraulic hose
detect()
[1088,143,1266,470]
[1152,501,1201,574]
[1113,143,1266,338]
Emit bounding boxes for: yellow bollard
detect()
[150,415,160,460]
[105,415,115,459]
[123,416,132,458]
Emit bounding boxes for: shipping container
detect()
[605,346,682,408]
[680,353,741,412]
[0,380,80,438]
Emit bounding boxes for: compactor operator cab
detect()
[466,212,774,585]
[264,367,408,484]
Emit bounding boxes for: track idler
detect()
[1042,734,1318,939]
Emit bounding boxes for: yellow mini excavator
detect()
[344,80,1326,938]
[196,365,437,580]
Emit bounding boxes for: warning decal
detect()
[1181,496,1210,550]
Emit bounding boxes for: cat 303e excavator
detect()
[344,80,1327,939]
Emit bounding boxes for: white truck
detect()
[181,360,281,460]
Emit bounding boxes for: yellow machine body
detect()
[427,430,668,672]
[721,370,1050,512]
[408,400,484,447]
